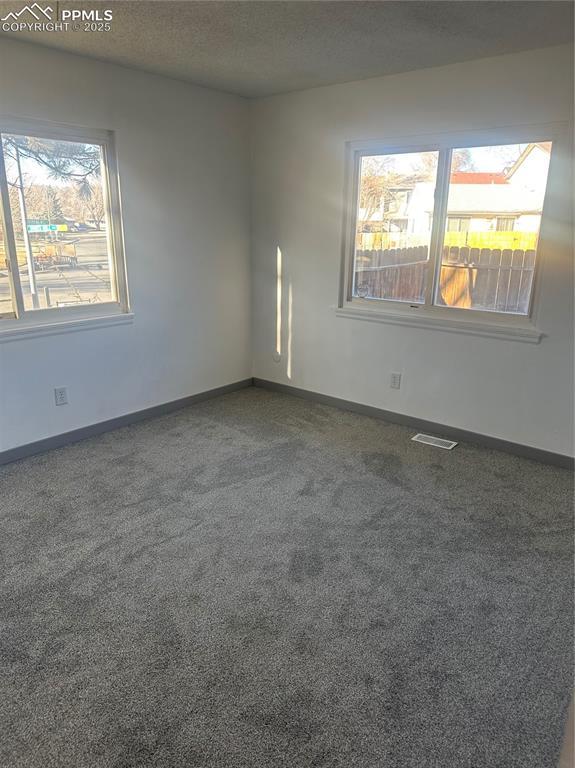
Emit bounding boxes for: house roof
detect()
[446,184,545,215]
[451,143,552,185]
[450,172,507,184]
[505,142,552,179]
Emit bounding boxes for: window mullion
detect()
[425,147,452,307]
[0,135,25,319]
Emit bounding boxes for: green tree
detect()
[2,135,100,184]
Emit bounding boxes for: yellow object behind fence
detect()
[358,231,538,251]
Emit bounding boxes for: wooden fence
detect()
[354,246,427,303]
[354,245,536,313]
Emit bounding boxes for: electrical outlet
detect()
[54,387,68,406]
[390,372,402,390]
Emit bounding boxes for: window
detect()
[496,217,515,232]
[354,150,438,303]
[0,118,129,331]
[344,133,553,326]
[447,216,470,233]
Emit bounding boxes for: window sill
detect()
[0,311,135,343]
[335,304,543,343]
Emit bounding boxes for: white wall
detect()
[250,45,574,456]
[0,38,251,452]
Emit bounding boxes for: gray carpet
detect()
[0,386,572,768]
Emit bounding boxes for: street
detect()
[0,230,113,312]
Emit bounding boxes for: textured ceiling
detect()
[0,1,572,97]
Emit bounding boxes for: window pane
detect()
[436,142,551,315]
[1,134,115,311]
[0,217,15,316]
[353,150,439,303]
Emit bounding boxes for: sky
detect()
[362,143,531,177]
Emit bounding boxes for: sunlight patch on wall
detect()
[275,246,282,359]
[287,281,293,380]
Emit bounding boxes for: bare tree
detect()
[77,182,105,229]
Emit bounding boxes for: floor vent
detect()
[411,433,458,450]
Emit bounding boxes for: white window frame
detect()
[0,116,131,340]
[337,123,565,343]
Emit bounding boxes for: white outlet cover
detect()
[54,387,68,406]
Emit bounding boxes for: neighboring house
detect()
[358,142,551,251]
